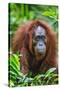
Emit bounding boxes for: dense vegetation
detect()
[8,3,58,87]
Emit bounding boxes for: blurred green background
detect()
[9,3,58,36]
[8,3,58,87]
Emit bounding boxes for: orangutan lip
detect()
[37,50,45,54]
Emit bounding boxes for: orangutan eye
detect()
[41,36,45,40]
[35,36,40,41]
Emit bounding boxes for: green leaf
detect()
[9,80,14,87]
[45,68,56,78]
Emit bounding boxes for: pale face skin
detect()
[33,26,47,60]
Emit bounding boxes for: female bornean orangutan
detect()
[12,20,58,75]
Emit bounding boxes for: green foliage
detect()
[8,54,20,87]
[9,3,58,35]
[8,54,58,87]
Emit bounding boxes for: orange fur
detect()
[12,20,58,74]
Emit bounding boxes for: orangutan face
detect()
[32,26,47,60]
